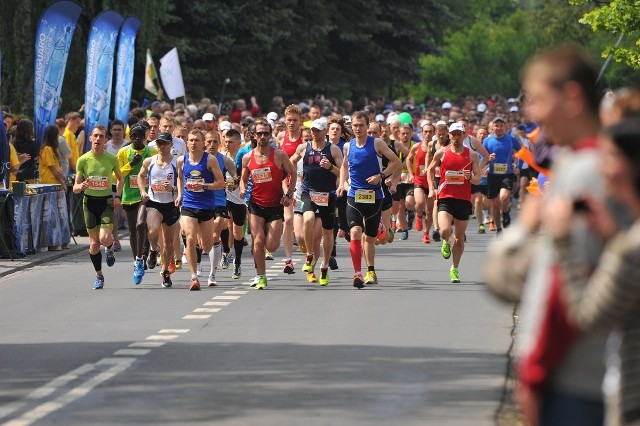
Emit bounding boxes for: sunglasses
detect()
[255,131,270,136]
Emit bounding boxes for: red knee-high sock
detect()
[349,239,362,273]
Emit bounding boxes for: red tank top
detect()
[281,130,302,157]
[438,146,471,201]
[413,143,429,188]
[248,148,284,207]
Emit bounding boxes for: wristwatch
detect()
[379,172,386,180]
[285,193,293,199]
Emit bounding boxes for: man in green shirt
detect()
[73,125,124,290]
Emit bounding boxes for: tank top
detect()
[182,152,216,209]
[438,146,472,202]
[213,152,227,208]
[399,140,414,183]
[347,136,383,199]
[122,145,153,204]
[248,148,284,207]
[148,155,177,204]
[301,141,336,194]
[413,143,429,188]
[281,130,303,157]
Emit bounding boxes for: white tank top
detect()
[148,155,177,204]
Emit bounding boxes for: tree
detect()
[570,0,640,69]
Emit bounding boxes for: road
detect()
[0,226,513,425]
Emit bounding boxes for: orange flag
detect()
[514,147,553,178]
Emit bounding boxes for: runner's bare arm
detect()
[175,157,184,206]
[223,156,237,180]
[373,138,401,184]
[73,170,88,193]
[337,143,350,196]
[239,153,251,199]
[137,158,152,199]
[207,154,225,191]
[469,150,482,185]
[394,140,410,156]
[471,137,493,167]
[289,143,305,165]
[276,131,285,147]
[277,150,297,195]
[426,148,444,196]
[328,144,343,178]
[405,143,418,179]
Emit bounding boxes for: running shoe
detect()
[407,211,415,230]
[175,259,183,270]
[133,259,145,285]
[416,216,423,232]
[400,230,409,240]
[168,260,176,275]
[364,270,378,285]
[302,255,314,272]
[157,255,163,268]
[450,268,461,283]
[148,249,158,270]
[306,272,318,283]
[229,252,234,264]
[181,254,188,265]
[143,257,148,270]
[422,232,431,244]
[319,268,329,286]
[189,277,200,291]
[387,229,395,243]
[265,250,274,260]
[221,253,230,269]
[93,275,104,290]
[106,249,116,267]
[242,237,249,247]
[283,260,295,274]
[113,239,121,252]
[255,276,267,290]
[352,272,365,289]
[207,272,217,287]
[232,264,241,280]
[432,229,441,242]
[251,275,260,287]
[161,270,172,288]
[338,229,345,239]
[441,240,451,259]
[328,256,338,270]
[502,211,511,228]
[196,263,203,277]
[299,243,307,253]
[489,221,496,232]
[478,224,486,234]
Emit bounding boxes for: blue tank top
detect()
[347,136,383,199]
[182,152,216,209]
[213,152,227,207]
[302,142,337,194]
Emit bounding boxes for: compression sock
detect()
[210,242,222,272]
[220,228,230,254]
[233,238,244,265]
[90,252,102,272]
[349,239,362,273]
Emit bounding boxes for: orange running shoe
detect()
[416,216,423,232]
[422,232,431,244]
[489,221,496,232]
[168,261,176,275]
[189,277,200,291]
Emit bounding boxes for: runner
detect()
[204,130,237,286]
[367,120,397,245]
[290,119,343,285]
[471,125,491,233]
[338,111,402,289]
[395,124,414,240]
[326,115,350,268]
[240,119,297,290]
[406,122,435,243]
[117,125,156,285]
[72,125,123,290]
[137,133,180,288]
[176,129,225,291]
[426,122,481,283]
[106,119,128,250]
[425,121,450,242]
[482,117,521,233]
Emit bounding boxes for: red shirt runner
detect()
[280,130,303,157]
[248,148,284,207]
[413,144,429,188]
[438,146,471,202]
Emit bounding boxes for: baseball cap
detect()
[386,113,399,124]
[219,121,232,131]
[156,132,173,143]
[507,98,517,104]
[477,103,487,113]
[510,106,519,113]
[202,113,215,121]
[492,116,506,123]
[310,119,327,131]
[267,112,278,122]
[342,115,352,124]
[448,123,465,133]
[375,114,385,123]
[442,102,452,110]
[130,125,145,137]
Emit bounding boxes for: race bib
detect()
[87,176,108,191]
[310,191,329,207]
[354,189,375,204]
[252,167,272,184]
[435,166,441,178]
[186,178,205,192]
[493,163,508,174]
[444,170,466,185]
[151,179,171,193]
[129,175,148,188]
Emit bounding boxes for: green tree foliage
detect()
[569,0,640,69]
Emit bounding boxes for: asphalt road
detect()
[0,225,513,426]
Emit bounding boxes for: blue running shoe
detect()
[93,275,104,290]
[400,230,409,240]
[133,259,145,285]
[106,249,116,267]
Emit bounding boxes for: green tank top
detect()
[122,145,153,204]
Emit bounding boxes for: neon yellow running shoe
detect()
[319,268,329,286]
[306,272,318,283]
[450,268,460,283]
[364,270,378,285]
[441,240,451,259]
[255,276,268,290]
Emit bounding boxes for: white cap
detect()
[436,120,447,127]
[375,114,385,122]
[510,106,519,113]
[219,121,232,131]
[267,112,278,122]
[507,98,517,104]
[342,115,352,124]
[442,102,452,110]
[310,119,327,131]
[419,119,430,129]
[202,113,215,121]
[386,113,399,124]
[477,103,487,113]
[449,123,465,133]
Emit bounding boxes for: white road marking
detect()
[269,265,283,269]
[182,314,211,319]
[204,301,231,306]
[212,295,241,300]
[128,341,166,348]
[145,335,178,341]
[266,273,278,277]
[113,349,151,356]
[193,308,221,313]
[158,329,190,334]
[223,291,248,295]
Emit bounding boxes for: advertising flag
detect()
[159,48,186,100]
[33,0,82,149]
[114,16,140,124]
[84,10,123,153]
[145,49,160,97]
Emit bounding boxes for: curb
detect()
[0,244,88,278]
